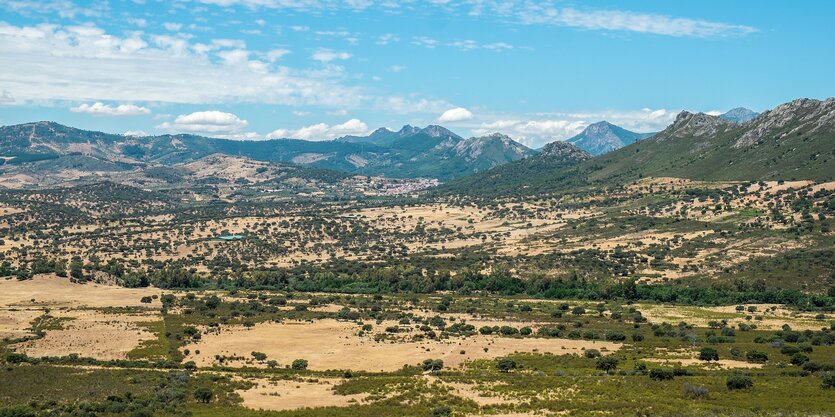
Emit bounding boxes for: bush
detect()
[0,405,36,417]
[790,353,810,366]
[291,359,309,370]
[596,357,619,374]
[193,387,213,403]
[496,357,517,372]
[746,350,768,363]
[422,359,444,372]
[726,374,753,390]
[822,372,835,389]
[649,368,674,381]
[683,383,709,399]
[431,406,452,417]
[699,347,719,361]
[584,349,601,358]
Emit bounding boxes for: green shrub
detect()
[726,374,753,390]
[699,347,719,361]
[649,368,674,381]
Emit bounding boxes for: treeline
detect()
[8,257,835,310]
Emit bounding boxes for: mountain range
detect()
[441,98,834,196]
[1,99,830,195]
[0,122,535,183]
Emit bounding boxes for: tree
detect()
[596,357,619,374]
[421,359,444,372]
[496,357,517,372]
[194,387,213,403]
[251,351,267,361]
[292,359,308,370]
[699,347,719,361]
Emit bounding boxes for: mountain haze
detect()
[0,122,534,182]
[565,121,654,155]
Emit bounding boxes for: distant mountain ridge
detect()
[439,97,835,196]
[566,121,654,155]
[720,107,759,123]
[0,121,534,181]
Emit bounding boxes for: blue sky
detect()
[1,0,833,147]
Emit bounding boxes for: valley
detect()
[1,98,834,417]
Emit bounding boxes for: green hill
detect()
[440,97,835,196]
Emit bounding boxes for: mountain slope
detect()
[441,97,835,196]
[566,121,653,155]
[438,141,590,196]
[0,122,533,181]
[585,98,834,183]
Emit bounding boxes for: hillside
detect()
[566,121,654,155]
[0,122,532,181]
[439,97,835,196]
[585,98,835,183]
[438,141,591,196]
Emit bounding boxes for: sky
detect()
[0,1,833,148]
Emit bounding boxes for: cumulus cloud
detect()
[157,111,249,135]
[438,107,474,123]
[123,130,148,137]
[267,118,369,140]
[0,22,365,109]
[473,108,678,147]
[71,102,151,116]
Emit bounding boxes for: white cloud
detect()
[267,118,369,140]
[377,33,400,45]
[516,5,757,38]
[472,108,679,147]
[186,1,756,39]
[266,48,290,61]
[0,89,14,104]
[124,130,148,137]
[438,107,474,123]
[163,22,183,32]
[127,18,148,28]
[311,49,351,63]
[157,111,249,135]
[386,65,405,72]
[292,110,310,116]
[0,22,366,109]
[71,102,151,116]
[0,0,105,18]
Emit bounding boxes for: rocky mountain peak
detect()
[733,97,835,148]
[421,125,460,139]
[662,111,732,140]
[720,107,759,123]
[397,125,421,136]
[540,141,592,161]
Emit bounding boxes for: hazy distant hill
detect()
[720,107,760,123]
[0,122,534,181]
[566,121,654,155]
[438,141,591,196]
